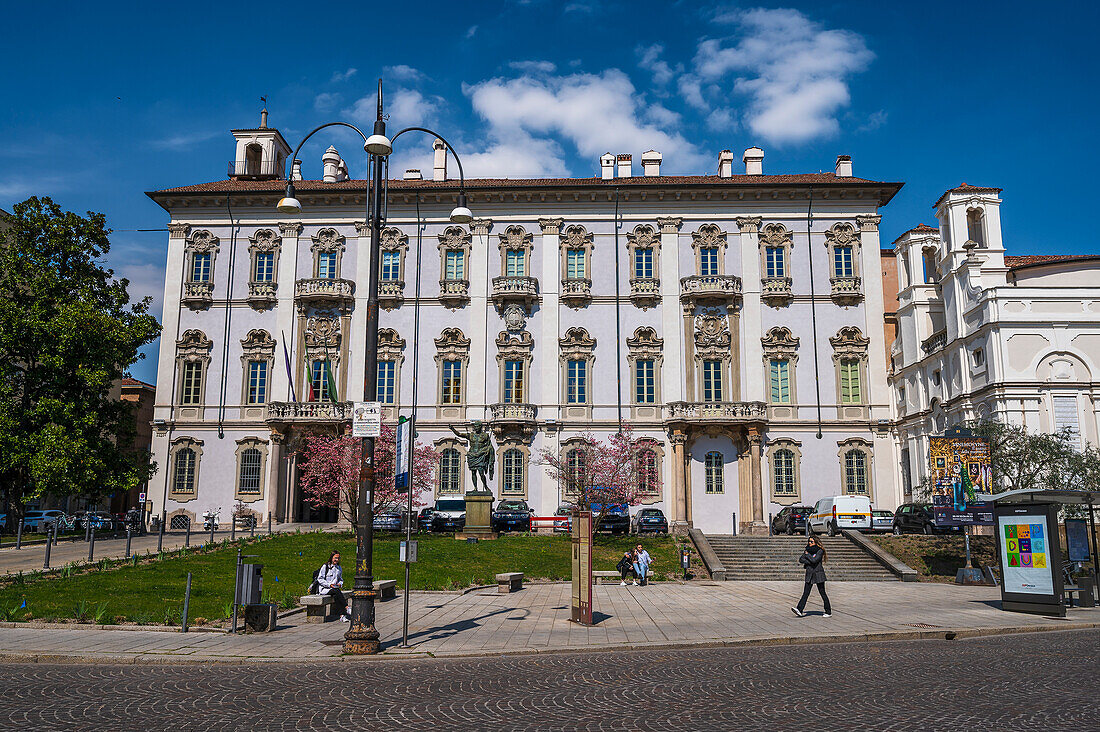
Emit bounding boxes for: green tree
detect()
[0,197,160,519]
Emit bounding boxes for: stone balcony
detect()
[761,276,793,306]
[379,279,404,310]
[663,401,767,425]
[265,400,352,430]
[629,277,661,309]
[439,278,470,308]
[679,274,743,307]
[561,277,592,308]
[491,276,539,311]
[921,329,947,354]
[247,281,277,309]
[182,281,214,309]
[294,278,355,310]
[489,402,538,440]
[829,275,863,306]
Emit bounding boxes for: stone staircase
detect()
[703,535,898,581]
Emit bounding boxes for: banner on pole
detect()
[929,433,993,526]
[395,417,412,492]
[352,402,381,438]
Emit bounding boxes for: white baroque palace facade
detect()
[891,184,1100,491]
[147,120,904,534]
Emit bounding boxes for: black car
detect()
[771,506,812,535]
[594,506,630,535]
[416,507,435,532]
[892,503,961,535]
[631,508,668,535]
[491,500,533,532]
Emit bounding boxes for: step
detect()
[702,532,897,581]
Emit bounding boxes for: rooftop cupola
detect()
[229,104,291,180]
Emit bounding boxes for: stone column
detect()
[746,424,767,534]
[266,433,284,523]
[669,429,689,532]
[737,216,763,403]
[273,222,303,403]
[467,218,493,421]
[657,217,684,404]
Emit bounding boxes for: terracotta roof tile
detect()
[120,377,155,389]
[934,183,1003,207]
[1004,254,1100,270]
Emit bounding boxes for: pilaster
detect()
[658,216,684,405]
[274,221,302,402]
[155,222,190,417]
[737,216,764,402]
[348,221,371,402]
[857,215,890,423]
[468,218,493,420]
[538,218,563,427]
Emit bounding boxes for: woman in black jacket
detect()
[616,550,637,586]
[792,536,831,617]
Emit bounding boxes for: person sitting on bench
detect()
[316,551,350,622]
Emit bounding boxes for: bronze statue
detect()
[449,421,495,493]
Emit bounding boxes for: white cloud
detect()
[677,74,709,112]
[464,69,707,176]
[313,92,339,111]
[149,130,219,151]
[858,109,888,132]
[692,7,873,144]
[344,87,442,129]
[466,25,478,39]
[637,44,677,87]
[508,60,557,74]
[385,64,425,83]
[330,68,358,83]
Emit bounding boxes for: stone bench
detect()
[593,570,621,585]
[375,579,397,601]
[496,572,524,593]
[300,594,335,623]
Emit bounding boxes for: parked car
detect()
[869,509,895,533]
[491,500,533,532]
[892,503,961,535]
[23,510,66,532]
[771,506,812,535]
[553,503,575,534]
[807,495,872,536]
[430,498,467,532]
[0,514,6,531]
[373,507,403,532]
[416,507,435,532]
[631,508,669,535]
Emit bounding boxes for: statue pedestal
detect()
[456,491,498,541]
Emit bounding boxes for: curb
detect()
[0,621,1095,666]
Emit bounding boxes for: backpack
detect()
[308,565,323,594]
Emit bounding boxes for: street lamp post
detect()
[277,79,471,654]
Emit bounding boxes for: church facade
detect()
[146,117,904,534]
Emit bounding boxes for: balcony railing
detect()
[182,281,213,308]
[679,274,743,305]
[629,277,661,308]
[829,275,863,305]
[248,281,277,307]
[379,279,404,308]
[439,278,470,307]
[265,401,353,425]
[228,160,285,179]
[490,402,538,421]
[561,277,592,307]
[921,329,947,354]
[664,401,767,423]
[761,276,793,304]
[294,278,355,308]
[491,276,539,310]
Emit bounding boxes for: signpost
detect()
[570,510,593,625]
[994,502,1065,616]
[352,402,382,438]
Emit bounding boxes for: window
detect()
[310,359,335,402]
[238,448,262,494]
[566,359,587,404]
[253,251,274,282]
[506,249,525,277]
[704,451,724,494]
[439,449,461,494]
[381,250,401,281]
[566,448,586,494]
[441,360,463,404]
[191,252,211,282]
[769,359,791,404]
[317,251,338,279]
[502,449,525,494]
[173,448,196,494]
[966,208,985,247]
[773,449,796,496]
[932,370,941,386]
[839,358,862,403]
[700,247,719,276]
[377,360,396,405]
[833,245,854,278]
[566,249,585,279]
[702,360,723,402]
[180,361,203,404]
[445,250,465,280]
[1053,395,1082,450]
[634,248,654,279]
[637,449,658,494]
[246,360,268,404]
[972,349,985,367]
[844,449,868,495]
[504,360,525,403]
[635,359,655,404]
[765,246,785,278]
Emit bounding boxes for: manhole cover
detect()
[902,622,941,629]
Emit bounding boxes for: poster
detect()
[395,418,412,492]
[998,514,1054,595]
[352,401,381,438]
[929,436,993,526]
[1065,518,1091,563]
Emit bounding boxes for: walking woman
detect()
[792,536,831,617]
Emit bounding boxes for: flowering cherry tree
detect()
[535,423,661,527]
[294,423,439,529]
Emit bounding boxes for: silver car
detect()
[870,509,894,533]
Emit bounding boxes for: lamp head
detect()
[276,181,301,214]
[365,118,392,156]
[449,191,473,224]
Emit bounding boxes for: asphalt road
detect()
[1,629,1096,731]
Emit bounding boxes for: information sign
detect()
[1065,518,1091,563]
[400,540,418,563]
[395,418,412,491]
[994,502,1064,616]
[571,510,593,625]
[929,435,993,526]
[352,402,381,438]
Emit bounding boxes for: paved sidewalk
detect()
[0,581,1095,664]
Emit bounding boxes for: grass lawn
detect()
[869,535,998,582]
[0,531,689,625]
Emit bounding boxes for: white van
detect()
[807,495,872,536]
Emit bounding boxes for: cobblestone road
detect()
[1,629,1096,730]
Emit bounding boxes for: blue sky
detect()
[2,1,1097,383]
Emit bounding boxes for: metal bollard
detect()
[43,526,53,569]
[209,520,215,546]
[250,519,255,538]
[88,525,96,562]
[231,517,236,541]
[16,519,23,549]
[181,572,192,633]
[267,513,272,534]
[158,513,165,552]
[185,521,191,547]
[125,527,132,558]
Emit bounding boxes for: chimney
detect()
[617,153,632,178]
[291,158,303,181]
[641,150,662,177]
[322,146,341,183]
[718,149,734,178]
[433,138,447,181]
[835,155,852,177]
[260,107,268,129]
[743,146,764,175]
[404,169,423,180]
[600,153,615,180]
[336,159,349,182]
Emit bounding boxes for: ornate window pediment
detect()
[250,228,280,253]
[762,326,800,361]
[496,330,534,362]
[627,326,663,361]
[378,328,406,363]
[311,227,345,253]
[830,326,870,359]
[558,327,596,362]
[240,329,275,359]
[498,225,533,270]
[188,230,219,254]
[177,329,213,359]
[438,225,472,251]
[434,328,470,362]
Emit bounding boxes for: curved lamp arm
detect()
[391,126,467,189]
[285,121,368,179]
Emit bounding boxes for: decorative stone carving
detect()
[538,217,564,235]
[830,326,870,358]
[167,222,191,239]
[303,313,341,363]
[694,309,731,356]
[657,216,682,233]
[503,304,527,333]
[311,227,345,253]
[240,329,276,360]
[736,216,762,233]
[561,224,593,250]
[189,230,219,253]
[761,326,800,360]
[559,327,596,363]
[177,329,213,357]
[435,328,471,362]
[279,222,303,237]
[691,223,726,251]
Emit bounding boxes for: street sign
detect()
[138,492,146,503]
[400,540,418,563]
[352,402,382,437]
